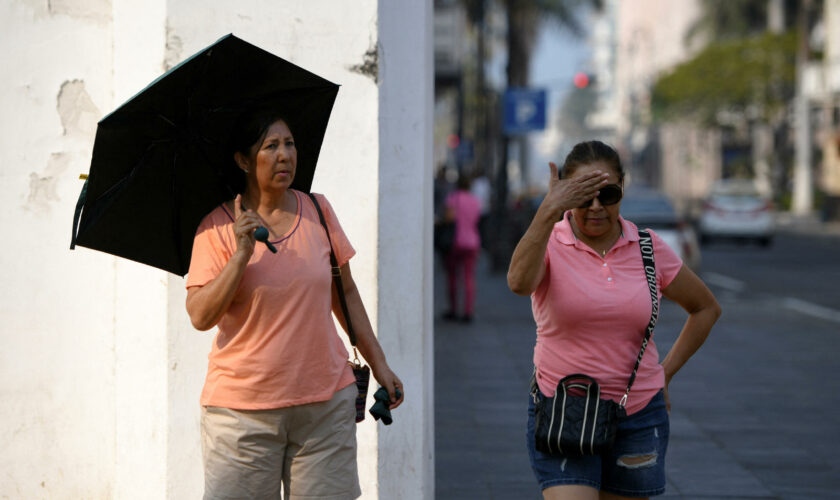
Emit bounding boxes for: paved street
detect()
[434,219,840,499]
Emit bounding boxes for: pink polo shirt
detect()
[445,190,482,250]
[532,213,683,414]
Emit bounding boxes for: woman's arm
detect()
[506,205,555,295]
[332,262,404,409]
[186,252,250,330]
[185,195,261,330]
[507,163,609,295]
[660,265,722,409]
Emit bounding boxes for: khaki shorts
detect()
[201,383,360,500]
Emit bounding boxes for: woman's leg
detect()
[600,391,669,498]
[283,384,360,500]
[201,406,286,500]
[462,248,478,317]
[600,492,648,500]
[445,250,459,316]
[543,484,600,500]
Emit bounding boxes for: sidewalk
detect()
[775,211,840,236]
[433,252,832,500]
[434,255,539,499]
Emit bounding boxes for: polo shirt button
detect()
[607,277,613,282]
[603,263,608,267]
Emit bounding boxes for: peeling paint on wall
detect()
[348,43,379,83]
[48,0,111,23]
[164,25,183,71]
[57,80,99,138]
[26,153,68,212]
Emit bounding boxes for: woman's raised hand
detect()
[233,194,260,258]
[539,162,610,219]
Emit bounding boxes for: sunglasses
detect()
[580,184,623,208]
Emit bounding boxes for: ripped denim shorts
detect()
[526,389,669,497]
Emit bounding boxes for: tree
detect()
[651,32,797,126]
[651,0,805,198]
[459,0,601,270]
[500,0,602,193]
[685,0,777,43]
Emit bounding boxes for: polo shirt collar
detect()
[554,211,639,248]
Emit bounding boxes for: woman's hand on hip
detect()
[233,194,260,258]
[539,162,610,220]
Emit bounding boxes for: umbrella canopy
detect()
[71,34,339,276]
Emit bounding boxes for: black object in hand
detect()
[369,386,402,425]
[254,226,277,253]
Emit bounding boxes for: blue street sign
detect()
[503,88,547,135]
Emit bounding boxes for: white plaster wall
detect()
[0,1,117,498]
[614,0,702,140]
[1,1,432,498]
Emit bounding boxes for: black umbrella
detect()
[70,34,339,276]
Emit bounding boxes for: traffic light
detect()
[573,72,590,89]
[446,133,460,149]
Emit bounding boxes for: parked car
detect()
[620,187,701,270]
[699,179,774,246]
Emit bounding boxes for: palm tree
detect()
[461,0,601,268]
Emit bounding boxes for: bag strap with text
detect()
[619,229,659,407]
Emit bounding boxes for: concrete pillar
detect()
[377,2,435,498]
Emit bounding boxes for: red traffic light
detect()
[446,134,460,149]
[573,72,590,89]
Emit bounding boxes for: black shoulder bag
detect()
[532,229,659,457]
[308,193,371,423]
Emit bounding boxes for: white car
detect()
[699,180,775,246]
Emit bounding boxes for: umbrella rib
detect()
[77,140,166,240]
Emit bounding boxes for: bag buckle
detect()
[332,266,342,277]
[619,393,628,408]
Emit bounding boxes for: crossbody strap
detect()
[619,229,659,408]
[307,193,357,348]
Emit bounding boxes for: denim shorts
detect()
[526,389,669,497]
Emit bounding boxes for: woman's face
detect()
[240,120,297,192]
[567,161,622,239]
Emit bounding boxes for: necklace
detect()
[241,192,297,239]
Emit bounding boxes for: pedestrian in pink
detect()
[508,141,721,499]
[443,176,482,323]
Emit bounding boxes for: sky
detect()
[530,20,592,178]
[488,15,592,193]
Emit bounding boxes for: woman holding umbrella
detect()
[185,109,403,499]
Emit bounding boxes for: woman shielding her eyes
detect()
[508,140,720,500]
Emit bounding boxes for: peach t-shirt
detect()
[186,190,357,410]
[532,213,683,415]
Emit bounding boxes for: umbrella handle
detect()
[254,226,278,253]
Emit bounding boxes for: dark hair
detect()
[561,140,624,183]
[229,108,295,159]
[225,108,294,194]
[456,175,472,190]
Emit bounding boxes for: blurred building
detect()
[816,0,840,218]
[434,0,466,173]
[587,0,724,214]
